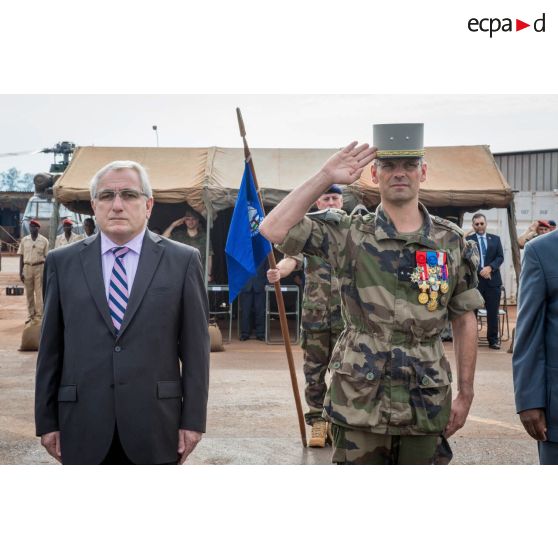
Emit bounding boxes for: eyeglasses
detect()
[96,189,148,203]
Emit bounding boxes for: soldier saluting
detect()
[260,124,483,465]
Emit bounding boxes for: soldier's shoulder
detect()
[306,208,346,224]
[431,215,464,238]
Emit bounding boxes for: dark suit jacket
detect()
[513,230,558,441]
[35,230,210,464]
[466,233,504,287]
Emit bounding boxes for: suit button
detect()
[366,371,375,381]
[114,346,121,352]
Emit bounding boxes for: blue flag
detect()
[225,162,272,303]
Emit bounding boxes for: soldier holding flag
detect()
[260,124,483,465]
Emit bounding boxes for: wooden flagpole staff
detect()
[236,107,307,448]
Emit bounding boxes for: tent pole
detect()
[236,108,307,448]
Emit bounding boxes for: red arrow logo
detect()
[516,19,530,31]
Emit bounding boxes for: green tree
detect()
[0,167,34,191]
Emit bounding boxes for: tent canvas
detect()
[54,145,513,215]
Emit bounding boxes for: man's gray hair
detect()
[90,160,153,199]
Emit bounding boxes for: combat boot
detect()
[309,419,329,448]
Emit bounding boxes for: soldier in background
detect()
[260,124,482,465]
[17,219,49,322]
[55,218,84,248]
[83,217,96,237]
[518,219,553,248]
[163,208,213,281]
[267,185,345,447]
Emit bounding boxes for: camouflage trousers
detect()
[301,328,342,426]
[331,424,453,465]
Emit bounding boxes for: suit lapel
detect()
[117,230,164,339]
[80,234,115,335]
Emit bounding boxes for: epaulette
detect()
[306,208,345,224]
[431,215,464,237]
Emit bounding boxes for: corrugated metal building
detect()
[464,148,558,303]
[494,149,558,192]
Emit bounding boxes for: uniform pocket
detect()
[409,360,452,433]
[327,340,387,424]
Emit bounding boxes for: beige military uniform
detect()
[17,234,49,320]
[55,232,84,248]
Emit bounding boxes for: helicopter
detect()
[0,141,86,244]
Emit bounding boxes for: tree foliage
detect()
[0,167,34,191]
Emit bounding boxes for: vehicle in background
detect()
[18,142,84,241]
[20,194,84,237]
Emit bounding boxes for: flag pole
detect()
[236,107,307,448]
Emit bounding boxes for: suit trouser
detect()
[538,441,558,465]
[23,264,44,320]
[100,426,178,465]
[478,279,501,345]
[239,289,265,337]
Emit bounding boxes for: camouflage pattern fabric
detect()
[291,252,344,425]
[278,203,483,438]
[331,424,453,464]
[301,329,341,424]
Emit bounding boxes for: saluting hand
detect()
[319,142,377,185]
[171,217,186,229]
[177,429,202,464]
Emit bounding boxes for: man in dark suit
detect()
[35,161,210,465]
[513,230,558,464]
[466,213,504,349]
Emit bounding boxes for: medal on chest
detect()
[411,250,449,311]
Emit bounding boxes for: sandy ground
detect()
[0,254,537,465]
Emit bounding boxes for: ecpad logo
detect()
[468,13,546,37]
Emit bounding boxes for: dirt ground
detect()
[0,254,537,465]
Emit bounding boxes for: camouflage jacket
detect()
[170,229,212,270]
[278,203,483,435]
[291,253,343,333]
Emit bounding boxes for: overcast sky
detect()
[1,94,557,175]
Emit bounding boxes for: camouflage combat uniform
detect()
[292,252,344,425]
[278,203,483,464]
[171,229,213,273]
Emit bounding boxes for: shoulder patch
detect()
[432,215,464,236]
[307,208,345,224]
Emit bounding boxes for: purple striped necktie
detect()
[108,246,130,332]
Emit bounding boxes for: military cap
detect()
[325,184,343,194]
[373,123,425,159]
[63,218,74,225]
[29,219,40,227]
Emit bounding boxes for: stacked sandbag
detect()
[20,317,42,351]
[209,321,224,352]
